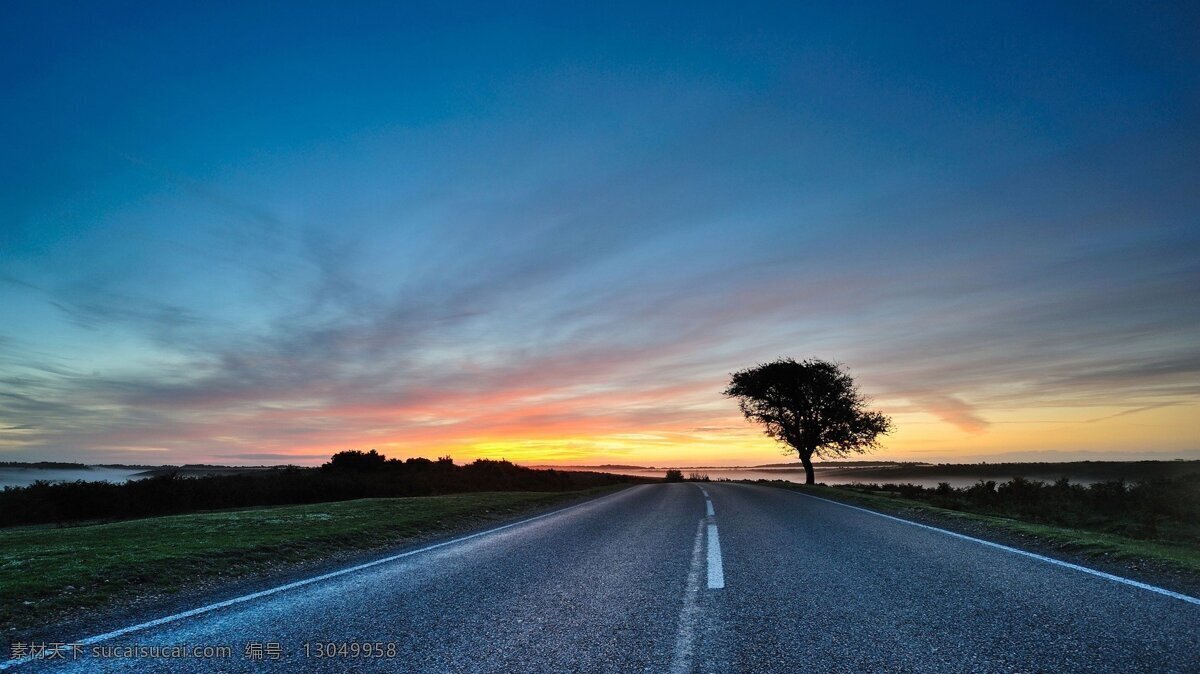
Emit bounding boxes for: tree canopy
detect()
[724,358,892,484]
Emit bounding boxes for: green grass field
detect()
[770,482,1200,575]
[0,489,610,633]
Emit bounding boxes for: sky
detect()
[2,1,1198,467]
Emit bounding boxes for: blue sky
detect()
[2,1,1198,465]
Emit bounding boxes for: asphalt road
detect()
[13,483,1200,673]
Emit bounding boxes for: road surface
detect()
[11,483,1200,672]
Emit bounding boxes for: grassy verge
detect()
[1,488,614,633]
[758,481,1200,576]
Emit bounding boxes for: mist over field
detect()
[0,467,146,489]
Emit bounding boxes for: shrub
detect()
[0,453,646,527]
[832,473,1200,544]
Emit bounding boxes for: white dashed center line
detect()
[670,485,726,673]
[706,524,725,589]
[697,486,725,590]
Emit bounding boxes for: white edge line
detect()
[0,487,635,670]
[788,489,1200,606]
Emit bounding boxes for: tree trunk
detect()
[799,450,815,485]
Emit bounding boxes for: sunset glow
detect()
[2,3,1198,467]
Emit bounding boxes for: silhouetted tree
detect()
[664,469,684,482]
[724,358,892,484]
[323,449,387,471]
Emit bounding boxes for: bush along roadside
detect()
[751,478,1200,587]
[830,474,1200,544]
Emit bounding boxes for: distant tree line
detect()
[0,461,97,470]
[831,475,1200,542]
[869,461,1200,481]
[0,451,645,527]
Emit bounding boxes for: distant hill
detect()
[131,464,281,478]
[0,461,95,470]
[0,462,221,471]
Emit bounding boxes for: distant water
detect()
[551,466,1106,489]
[0,467,147,490]
[3,463,1157,491]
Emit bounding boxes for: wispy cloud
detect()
[2,1,1198,463]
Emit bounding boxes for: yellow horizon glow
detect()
[256,402,1200,467]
